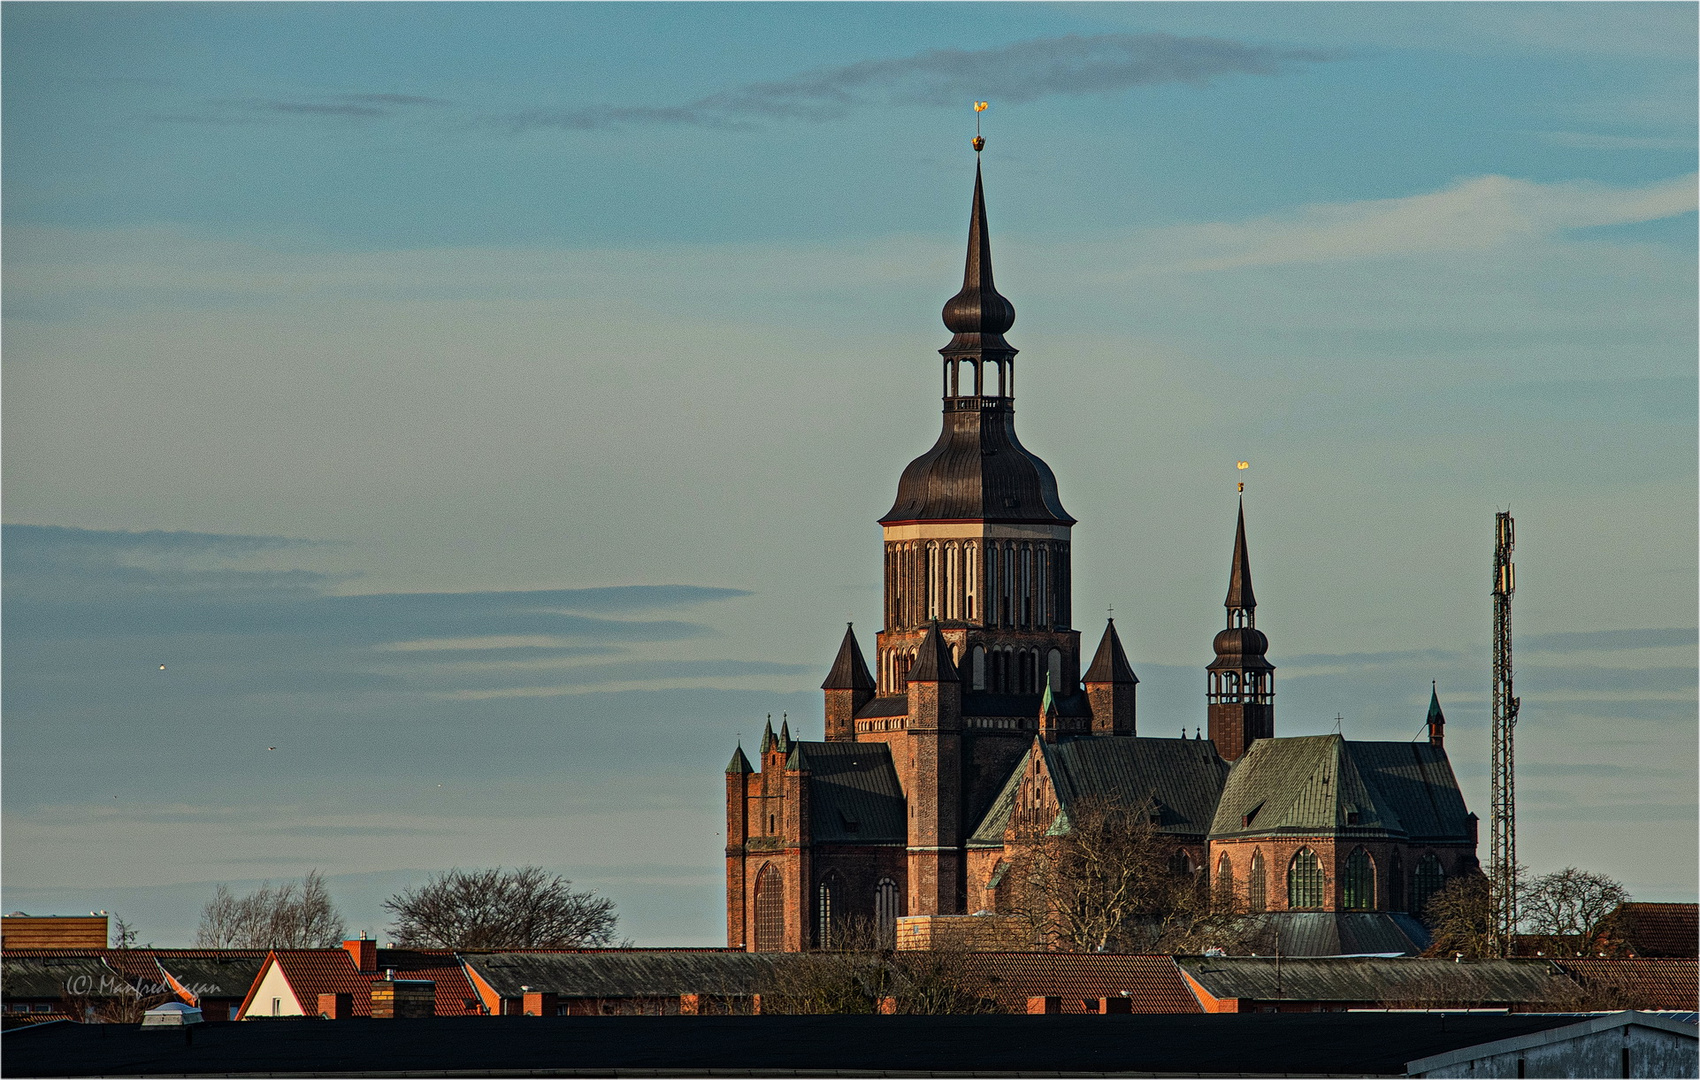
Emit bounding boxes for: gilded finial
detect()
[1236,460,1249,494]
[973,101,987,152]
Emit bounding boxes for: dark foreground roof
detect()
[1177,957,1573,1006]
[4,1012,1597,1078]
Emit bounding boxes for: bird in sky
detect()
[267,747,278,752]
[158,665,166,671]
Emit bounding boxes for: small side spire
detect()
[777,718,792,754]
[906,622,960,683]
[1225,498,1257,625]
[821,623,876,691]
[759,717,775,753]
[726,745,755,774]
[1084,618,1139,686]
[1427,681,1447,747]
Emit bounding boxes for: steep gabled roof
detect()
[969,736,1230,845]
[788,741,907,844]
[1210,735,1472,842]
[236,949,478,1019]
[822,624,876,691]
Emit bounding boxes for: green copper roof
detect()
[726,745,754,774]
[1209,734,1471,842]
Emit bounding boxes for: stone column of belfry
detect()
[1206,499,1275,761]
[904,623,964,916]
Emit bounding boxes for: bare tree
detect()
[1421,873,1499,959]
[1000,795,1262,954]
[109,914,146,950]
[1521,867,1630,958]
[194,870,346,949]
[766,918,1000,1015]
[384,866,619,949]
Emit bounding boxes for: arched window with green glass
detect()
[1247,850,1266,912]
[1287,848,1324,909]
[1413,853,1446,919]
[1342,848,1376,910]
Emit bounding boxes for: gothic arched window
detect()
[1389,850,1405,911]
[1169,850,1193,877]
[1343,848,1376,910]
[1047,649,1063,694]
[1288,848,1324,910]
[754,864,784,952]
[1248,849,1267,912]
[874,877,900,943]
[1216,853,1235,908]
[817,876,837,949]
[971,646,986,691]
[1414,853,1446,919]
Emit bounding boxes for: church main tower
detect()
[875,162,1080,701]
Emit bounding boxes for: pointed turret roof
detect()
[759,718,775,753]
[777,719,792,754]
[1083,619,1139,685]
[940,160,1015,355]
[821,624,876,691]
[1226,498,1257,613]
[726,745,754,774]
[1427,683,1446,728]
[906,622,960,683]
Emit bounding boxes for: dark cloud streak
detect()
[513,33,1334,132]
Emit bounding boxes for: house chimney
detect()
[343,938,376,973]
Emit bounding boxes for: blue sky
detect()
[4,3,1695,946]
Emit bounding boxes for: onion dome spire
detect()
[940,161,1016,359]
[1225,498,1257,626]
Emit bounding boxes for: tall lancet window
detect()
[1004,543,1016,627]
[1036,546,1048,627]
[965,543,977,622]
[1021,546,1033,627]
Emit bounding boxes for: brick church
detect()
[724,160,1479,956]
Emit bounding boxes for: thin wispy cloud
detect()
[510,33,1333,131]
[1154,172,1697,270]
[1538,130,1697,152]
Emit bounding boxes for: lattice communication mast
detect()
[1490,511,1520,956]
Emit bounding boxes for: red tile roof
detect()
[964,953,1201,1013]
[1554,959,1700,1011]
[237,949,482,1019]
[1614,903,1699,958]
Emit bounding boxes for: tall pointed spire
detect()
[941,161,1016,360]
[821,623,875,691]
[759,717,775,753]
[1225,498,1257,625]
